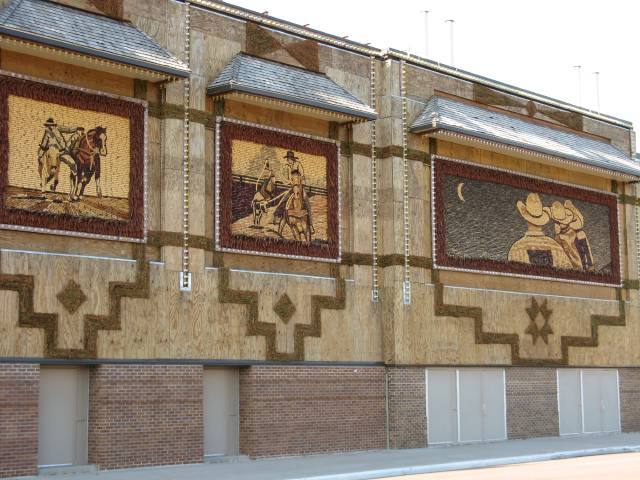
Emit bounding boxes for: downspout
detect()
[385,369,390,449]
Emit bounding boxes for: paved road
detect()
[385,452,640,480]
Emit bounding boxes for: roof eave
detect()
[0,27,190,79]
[419,126,640,180]
[207,83,377,121]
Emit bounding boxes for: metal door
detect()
[582,369,602,433]
[599,370,620,432]
[38,367,88,467]
[557,369,582,435]
[481,369,506,441]
[426,369,457,444]
[203,368,239,457]
[458,369,484,442]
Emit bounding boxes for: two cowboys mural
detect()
[509,192,594,271]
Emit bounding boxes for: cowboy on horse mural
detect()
[249,150,315,243]
[279,150,315,236]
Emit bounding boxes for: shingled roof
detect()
[0,0,189,78]
[208,53,377,120]
[411,95,640,178]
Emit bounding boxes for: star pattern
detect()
[525,297,553,345]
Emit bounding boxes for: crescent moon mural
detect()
[457,182,465,202]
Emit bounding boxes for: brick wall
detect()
[388,367,426,448]
[239,365,386,457]
[619,368,640,433]
[0,363,39,478]
[505,367,559,439]
[88,364,203,470]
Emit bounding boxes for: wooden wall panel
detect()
[0,0,636,368]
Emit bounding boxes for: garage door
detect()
[203,368,239,458]
[38,367,88,467]
[426,368,506,444]
[557,369,620,435]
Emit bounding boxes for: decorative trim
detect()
[148,102,214,127]
[0,35,173,82]
[215,116,341,263]
[370,55,379,302]
[181,0,192,289]
[431,155,622,287]
[400,60,410,304]
[431,269,627,366]
[246,22,320,72]
[217,263,346,361]
[0,70,148,243]
[429,129,637,181]
[2,243,150,359]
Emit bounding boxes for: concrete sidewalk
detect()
[13,432,640,480]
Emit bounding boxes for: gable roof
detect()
[0,0,189,78]
[411,95,640,178]
[207,53,377,120]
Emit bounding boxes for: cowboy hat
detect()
[283,150,299,160]
[43,118,57,127]
[547,200,574,225]
[516,193,550,226]
[563,200,585,229]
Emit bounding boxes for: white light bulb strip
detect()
[370,55,379,302]
[181,0,192,291]
[401,60,411,304]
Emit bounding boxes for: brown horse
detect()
[251,173,276,226]
[278,184,311,242]
[69,127,107,201]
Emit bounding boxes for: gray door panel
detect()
[426,369,457,444]
[481,370,506,441]
[458,370,483,442]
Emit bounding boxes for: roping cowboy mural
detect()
[250,150,315,243]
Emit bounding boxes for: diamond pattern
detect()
[56,280,87,314]
[273,293,296,324]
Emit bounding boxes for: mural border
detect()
[431,154,622,287]
[0,70,148,243]
[215,116,342,263]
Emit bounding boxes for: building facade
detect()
[0,0,639,476]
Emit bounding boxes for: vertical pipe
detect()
[574,65,582,106]
[445,19,455,66]
[594,71,601,113]
[423,10,430,58]
[385,370,390,449]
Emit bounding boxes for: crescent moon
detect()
[457,182,466,202]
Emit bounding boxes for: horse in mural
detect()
[251,172,276,226]
[68,126,108,201]
[277,183,312,242]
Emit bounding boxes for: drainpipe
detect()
[385,369,390,449]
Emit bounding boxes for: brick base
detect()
[88,364,203,470]
[239,365,386,457]
[387,367,426,448]
[506,367,559,439]
[0,364,39,478]
[620,368,640,432]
